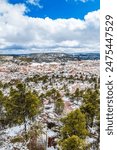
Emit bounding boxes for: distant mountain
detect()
[71,53,100,60]
[28,53,80,62]
[28,52,100,62]
[0,52,100,62]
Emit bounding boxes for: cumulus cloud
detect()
[0,0,100,54]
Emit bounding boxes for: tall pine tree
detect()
[4,83,42,134]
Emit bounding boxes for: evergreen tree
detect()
[60,109,88,140]
[59,109,89,150]
[72,88,84,105]
[81,88,100,149]
[74,88,80,104]
[0,91,3,114]
[54,98,64,115]
[4,83,42,134]
[0,81,3,88]
[80,103,96,128]
[60,135,87,150]
[0,91,5,128]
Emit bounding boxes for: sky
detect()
[0,0,100,54]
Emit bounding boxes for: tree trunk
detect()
[24,117,28,141]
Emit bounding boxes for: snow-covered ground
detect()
[0,60,99,150]
[5,125,24,137]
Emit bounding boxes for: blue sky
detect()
[9,0,100,19]
[0,0,100,54]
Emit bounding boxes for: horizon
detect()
[0,51,100,56]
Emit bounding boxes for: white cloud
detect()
[0,0,100,54]
[26,0,43,8]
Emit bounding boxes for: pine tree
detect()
[80,102,96,128]
[81,89,99,128]
[59,109,89,150]
[60,135,87,150]
[0,91,5,128]
[74,88,80,104]
[54,98,64,115]
[0,91,3,114]
[0,81,3,88]
[80,88,100,149]
[4,83,42,134]
[60,109,88,140]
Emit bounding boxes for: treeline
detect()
[24,73,100,84]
